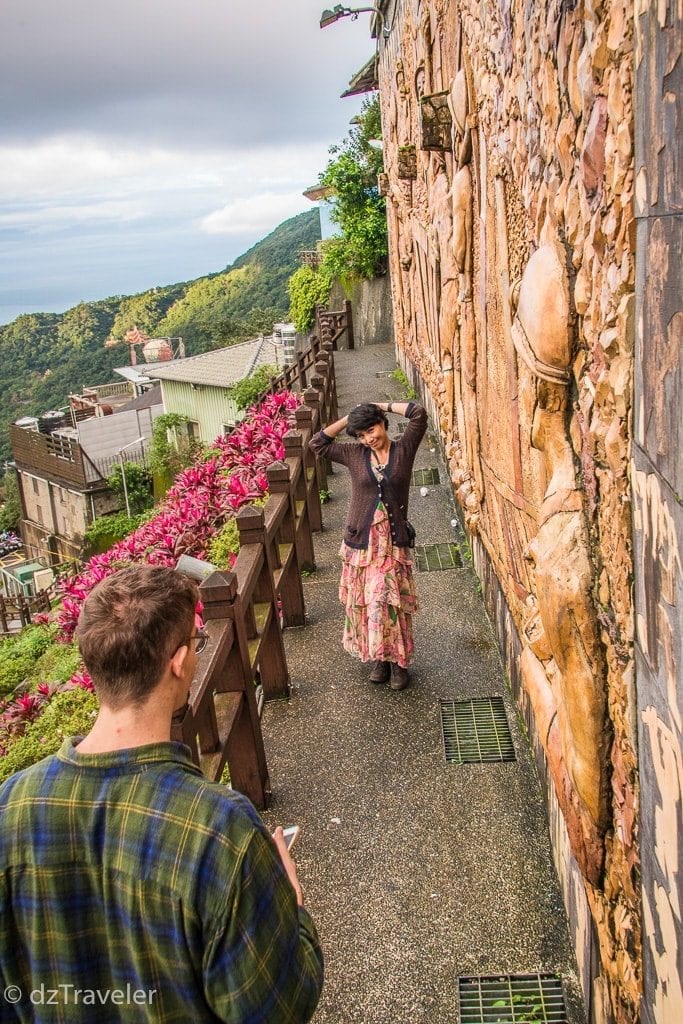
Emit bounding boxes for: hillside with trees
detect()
[0,209,320,469]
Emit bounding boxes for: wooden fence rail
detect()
[4,330,339,805]
[171,334,337,808]
[0,590,52,636]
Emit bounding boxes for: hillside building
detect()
[10,383,162,565]
[137,334,287,444]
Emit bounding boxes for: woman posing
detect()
[309,399,427,690]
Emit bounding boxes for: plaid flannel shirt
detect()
[0,739,323,1023]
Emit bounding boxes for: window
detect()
[32,477,40,495]
[36,505,43,525]
[187,421,200,440]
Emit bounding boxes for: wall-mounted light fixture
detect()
[320,4,387,36]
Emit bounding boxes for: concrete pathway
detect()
[262,344,585,1024]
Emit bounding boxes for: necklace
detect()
[371,449,390,473]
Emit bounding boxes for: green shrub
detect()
[26,642,82,687]
[391,367,417,400]
[0,625,57,698]
[149,413,202,496]
[231,365,279,411]
[207,499,267,568]
[317,97,387,283]
[288,265,333,333]
[107,462,154,515]
[207,518,240,569]
[0,688,99,784]
[84,510,148,554]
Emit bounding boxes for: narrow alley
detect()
[262,344,586,1024]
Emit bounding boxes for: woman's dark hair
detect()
[346,403,389,438]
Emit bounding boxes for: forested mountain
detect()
[0,209,320,468]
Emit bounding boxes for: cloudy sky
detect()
[0,1,374,325]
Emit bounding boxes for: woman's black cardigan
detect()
[308,402,428,550]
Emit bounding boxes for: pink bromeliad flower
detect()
[0,693,46,737]
[65,670,95,693]
[55,389,302,641]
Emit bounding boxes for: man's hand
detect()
[272,826,304,907]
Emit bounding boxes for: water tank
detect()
[38,411,68,434]
[142,338,173,362]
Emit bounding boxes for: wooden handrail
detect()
[171,333,338,808]
[0,589,52,636]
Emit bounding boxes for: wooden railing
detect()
[316,300,354,351]
[84,381,134,400]
[266,332,328,394]
[0,590,52,635]
[10,424,111,488]
[10,425,91,489]
[171,338,337,808]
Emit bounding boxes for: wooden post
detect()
[344,299,355,350]
[201,569,271,809]
[304,385,330,489]
[294,406,323,534]
[321,344,339,421]
[235,505,291,701]
[283,431,317,572]
[303,383,322,428]
[266,461,306,626]
[170,570,271,809]
[314,305,326,345]
[311,371,333,478]
[314,360,333,429]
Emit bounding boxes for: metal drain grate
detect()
[412,466,440,486]
[441,697,515,764]
[458,974,566,1023]
[415,543,462,572]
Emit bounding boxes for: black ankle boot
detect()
[389,664,410,690]
[369,660,391,684]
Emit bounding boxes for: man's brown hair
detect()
[76,565,198,708]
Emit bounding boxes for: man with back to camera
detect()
[0,564,323,1023]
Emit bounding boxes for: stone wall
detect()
[633,3,682,1024]
[17,468,120,564]
[328,274,394,347]
[376,0,642,1019]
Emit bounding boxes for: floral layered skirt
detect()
[339,503,418,669]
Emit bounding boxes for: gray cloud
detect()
[0,0,374,148]
[0,0,377,323]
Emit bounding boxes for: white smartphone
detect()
[282,825,300,851]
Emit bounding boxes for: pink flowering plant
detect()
[57,390,300,642]
[0,673,95,758]
[0,391,301,762]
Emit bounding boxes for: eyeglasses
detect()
[186,630,209,656]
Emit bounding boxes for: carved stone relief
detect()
[397,144,417,179]
[420,91,452,150]
[378,0,641,1019]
